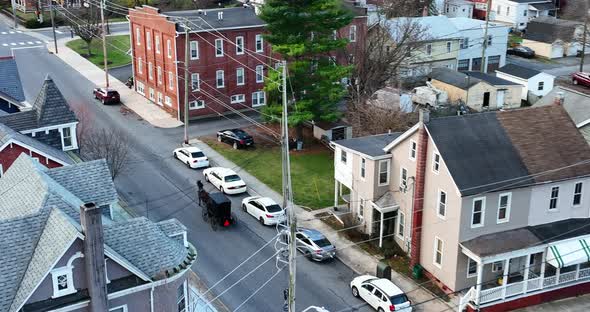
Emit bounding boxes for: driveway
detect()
[109,63,132,83]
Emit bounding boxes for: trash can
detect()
[376,260,392,280]
[412,264,423,279]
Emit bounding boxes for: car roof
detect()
[298,228,326,240]
[370,279,404,297]
[184,146,203,153]
[256,197,278,206]
[215,167,238,176]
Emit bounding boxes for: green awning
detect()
[547,239,590,268]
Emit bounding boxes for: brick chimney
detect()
[410,109,429,268]
[80,203,108,311]
[553,91,564,106]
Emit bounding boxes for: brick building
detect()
[129,4,367,120]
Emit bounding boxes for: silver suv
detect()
[295,228,336,261]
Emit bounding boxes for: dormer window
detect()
[61,127,74,150]
[51,266,76,298]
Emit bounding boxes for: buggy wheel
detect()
[211,219,218,231]
[242,204,247,212]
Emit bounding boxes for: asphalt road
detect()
[5,20,374,312]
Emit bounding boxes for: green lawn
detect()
[203,139,336,210]
[66,35,131,68]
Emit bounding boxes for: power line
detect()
[232,266,286,312]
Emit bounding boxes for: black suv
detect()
[216,129,254,149]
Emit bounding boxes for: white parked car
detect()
[173,147,209,169]
[203,167,247,195]
[241,196,286,225]
[350,275,412,312]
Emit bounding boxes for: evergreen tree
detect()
[259,0,354,140]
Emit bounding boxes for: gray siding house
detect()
[0,154,196,312]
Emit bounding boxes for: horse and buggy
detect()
[197,180,237,231]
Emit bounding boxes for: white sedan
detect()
[203,167,247,195]
[241,196,286,225]
[351,275,412,312]
[173,147,209,169]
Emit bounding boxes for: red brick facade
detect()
[410,122,428,268]
[0,142,63,175]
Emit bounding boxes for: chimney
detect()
[80,203,108,312]
[553,91,564,106]
[218,11,223,20]
[422,5,429,17]
[410,109,430,269]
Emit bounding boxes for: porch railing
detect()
[477,267,590,306]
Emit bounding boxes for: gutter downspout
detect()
[150,282,155,312]
[175,29,181,122]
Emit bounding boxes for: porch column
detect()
[540,251,547,289]
[501,258,510,299]
[334,180,339,208]
[555,267,561,285]
[523,253,531,293]
[475,262,484,305]
[576,263,581,280]
[379,210,384,248]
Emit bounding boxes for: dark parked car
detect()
[572,72,590,88]
[93,88,120,104]
[216,129,254,149]
[507,46,535,58]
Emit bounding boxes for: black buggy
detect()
[199,189,237,231]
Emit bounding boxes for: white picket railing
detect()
[458,287,477,312]
[505,281,524,297]
[526,277,541,292]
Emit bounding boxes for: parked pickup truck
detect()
[93,88,121,105]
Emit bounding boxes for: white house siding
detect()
[495,72,554,100]
[527,178,590,226]
[335,147,353,189]
[492,0,529,30]
[444,1,474,18]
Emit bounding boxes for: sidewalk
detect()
[190,138,453,312]
[47,37,183,128]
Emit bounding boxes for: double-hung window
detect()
[135,27,141,45]
[190,41,199,60]
[446,41,452,53]
[252,91,265,107]
[155,35,160,53]
[400,167,408,189]
[549,186,559,210]
[157,66,162,84]
[409,140,417,160]
[215,38,224,56]
[146,31,151,50]
[437,189,447,218]
[573,182,583,206]
[460,37,469,49]
[471,197,485,228]
[467,258,477,278]
[497,193,511,223]
[236,36,244,55]
[538,81,544,91]
[167,39,172,59]
[255,65,264,83]
[236,68,245,85]
[255,34,263,52]
[168,72,174,90]
[216,70,224,88]
[426,44,432,56]
[360,158,366,179]
[378,160,390,186]
[434,237,444,267]
[137,58,142,74]
[231,94,245,104]
[189,100,205,110]
[177,281,187,312]
[341,150,347,163]
[397,211,405,239]
[148,62,153,80]
[432,152,441,173]
[191,73,200,91]
[62,127,73,149]
[349,25,357,42]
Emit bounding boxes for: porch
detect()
[458,220,590,311]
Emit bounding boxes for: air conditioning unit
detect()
[399,184,408,193]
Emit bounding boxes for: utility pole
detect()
[49,0,57,54]
[183,24,190,145]
[480,0,492,73]
[579,9,589,72]
[99,0,109,87]
[10,0,17,29]
[281,60,296,312]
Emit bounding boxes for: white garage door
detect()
[551,43,564,59]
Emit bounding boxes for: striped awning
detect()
[547,239,590,268]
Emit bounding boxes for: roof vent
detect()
[218,11,223,20]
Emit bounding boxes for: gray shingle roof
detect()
[46,159,117,207]
[157,218,187,236]
[496,64,542,80]
[464,71,520,86]
[430,68,519,90]
[166,7,265,32]
[104,218,189,278]
[334,133,401,157]
[0,110,38,132]
[529,2,556,10]
[0,57,25,103]
[0,123,73,165]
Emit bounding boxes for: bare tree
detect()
[71,104,94,154]
[558,0,590,71]
[380,0,434,18]
[347,104,418,136]
[68,9,102,56]
[347,13,428,106]
[81,128,131,179]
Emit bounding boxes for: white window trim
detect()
[397,211,405,239]
[467,257,478,278]
[358,198,365,219]
[149,88,155,101]
[189,100,205,110]
[573,182,583,207]
[437,189,447,220]
[190,41,199,60]
[252,91,266,107]
[157,66,162,85]
[492,261,504,272]
[470,197,486,228]
[167,39,172,59]
[255,34,264,52]
[255,65,264,83]
[155,35,160,54]
[51,266,76,298]
[409,140,417,161]
[148,62,153,80]
[349,25,357,42]
[216,70,225,88]
[109,305,128,312]
[378,159,390,186]
[400,167,408,189]
[549,185,560,211]
[360,158,366,180]
[215,38,224,57]
[236,36,244,55]
[0,164,3,177]
[341,150,347,164]
[433,236,444,268]
[446,41,452,53]
[165,96,172,107]
[231,94,245,104]
[191,73,200,91]
[236,67,245,86]
[60,126,75,151]
[157,92,163,106]
[497,192,511,223]
[137,57,142,74]
[135,27,141,45]
[169,72,174,90]
[432,152,441,174]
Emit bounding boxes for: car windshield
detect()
[224,174,241,182]
[191,152,205,158]
[266,204,282,212]
[107,91,118,96]
[313,238,332,247]
[390,294,409,305]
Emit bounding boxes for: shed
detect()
[312,120,352,142]
[495,64,555,103]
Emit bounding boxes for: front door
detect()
[496,90,505,109]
